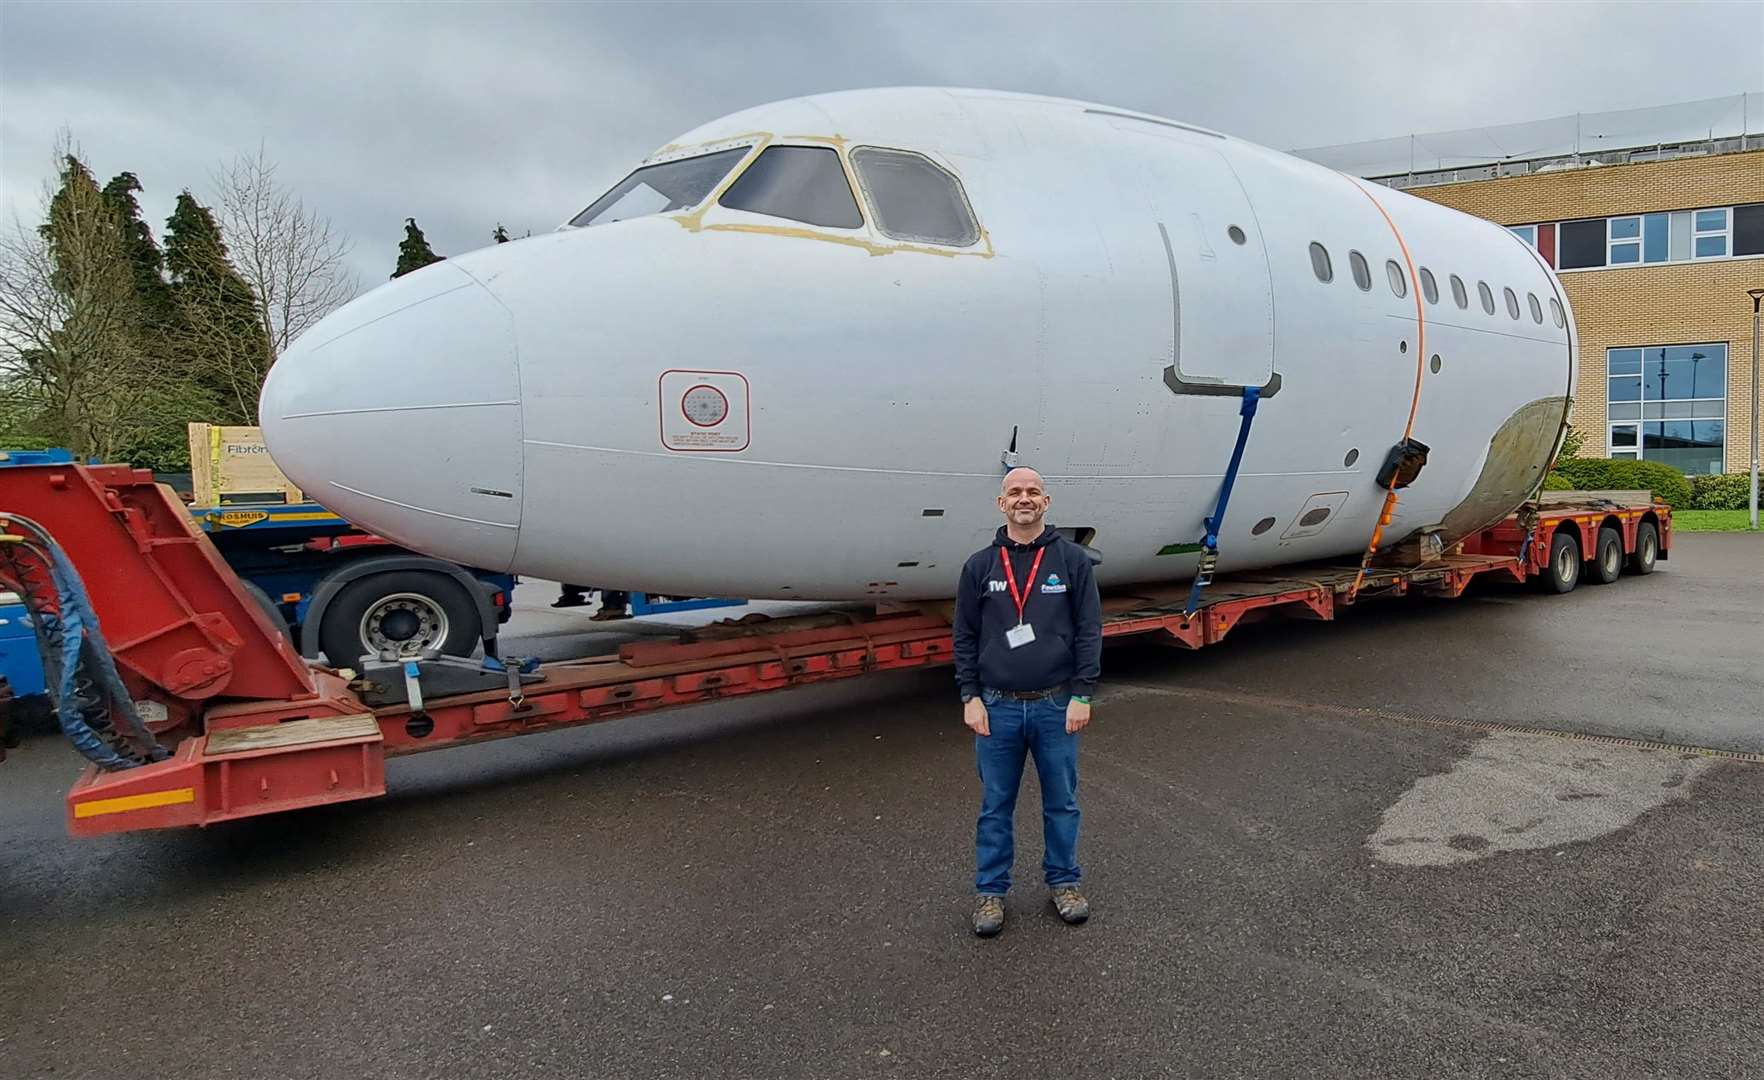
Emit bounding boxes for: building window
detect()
[1386,259,1407,298]
[1606,343,1728,475]
[1735,204,1764,256]
[1509,225,1536,246]
[1419,267,1438,304]
[1692,207,1729,258]
[1349,250,1371,291]
[1608,216,1641,264]
[1309,242,1333,282]
[1642,213,1669,263]
[1558,218,1606,269]
[1449,274,1468,309]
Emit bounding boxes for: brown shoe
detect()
[1050,885,1089,924]
[972,895,1005,937]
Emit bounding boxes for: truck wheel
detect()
[1628,522,1659,575]
[1589,527,1623,585]
[1539,532,1580,594]
[318,570,480,668]
[240,581,292,642]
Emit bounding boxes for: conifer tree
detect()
[164,190,273,423]
[100,172,176,332]
[393,218,444,278]
[492,224,511,244]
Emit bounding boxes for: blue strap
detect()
[1184,385,1262,617]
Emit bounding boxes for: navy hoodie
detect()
[953,525,1102,700]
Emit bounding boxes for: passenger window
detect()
[1549,297,1566,328]
[719,146,863,229]
[1309,242,1333,283]
[1349,250,1371,291]
[1385,260,1407,298]
[1478,281,1496,315]
[850,146,979,246]
[1450,274,1468,309]
[571,146,752,228]
[1419,267,1438,304]
[1528,292,1544,323]
[1503,287,1520,320]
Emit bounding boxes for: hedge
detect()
[1549,458,1693,509]
[1688,472,1753,511]
[1542,471,1576,491]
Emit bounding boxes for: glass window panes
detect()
[1450,274,1468,309]
[1694,235,1727,258]
[849,146,978,245]
[1386,260,1407,297]
[1558,219,1606,269]
[1509,225,1536,245]
[1528,293,1543,323]
[1607,344,1728,474]
[720,146,863,229]
[1694,208,1728,232]
[1549,297,1565,327]
[1643,213,1668,262]
[1669,211,1692,260]
[571,146,752,227]
[1349,250,1371,290]
[1419,267,1438,304]
[1734,203,1764,256]
[1309,242,1332,282]
[1477,281,1495,314]
[1503,287,1520,319]
[1611,243,1640,264]
[1609,216,1640,240]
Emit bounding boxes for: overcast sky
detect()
[3,1,1761,286]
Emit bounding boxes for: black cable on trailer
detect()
[0,515,167,770]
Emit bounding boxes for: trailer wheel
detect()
[1540,532,1581,594]
[240,581,292,642]
[1589,527,1623,586]
[1628,522,1659,575]
[318,570,480,668]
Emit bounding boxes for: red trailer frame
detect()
[0,464,1669,837]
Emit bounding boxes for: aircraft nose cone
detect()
[260,262,523,570]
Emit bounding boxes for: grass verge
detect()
[1672,510,1762,532]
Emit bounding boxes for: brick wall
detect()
[1407,150,1764,473]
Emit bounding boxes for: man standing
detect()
[953,467,1103,937]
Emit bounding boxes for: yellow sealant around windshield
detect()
[667,133,995,260]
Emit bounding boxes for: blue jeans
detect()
[974,689,1081,895]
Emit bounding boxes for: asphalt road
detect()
[3,534,1760,1079]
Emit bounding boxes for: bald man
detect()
[952,466,1103,937]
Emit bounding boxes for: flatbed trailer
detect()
[0,463,1668,837]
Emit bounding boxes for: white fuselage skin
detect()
[260,88,1576,601]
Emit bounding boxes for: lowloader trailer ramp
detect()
[0,464,1668,838]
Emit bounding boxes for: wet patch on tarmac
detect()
[1369,732,1716,865]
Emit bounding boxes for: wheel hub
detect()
[360,593,450,657]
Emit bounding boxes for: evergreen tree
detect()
[164,190,273,424]
[100,172,175,332]
[492,224,511,244]
[393,217,444,277]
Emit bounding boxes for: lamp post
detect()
[1750,288,1763,530]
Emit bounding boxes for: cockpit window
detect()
[569,146,750,228]
[850,146,979,247]
[717,146,863,229]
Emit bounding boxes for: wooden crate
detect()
[187,424,303,507]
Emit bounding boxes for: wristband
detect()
[1071,695,1091,704]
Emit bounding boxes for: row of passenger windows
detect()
[1306,242,1565,329]
[570,143,980,247]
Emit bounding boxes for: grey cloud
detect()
[4,0,1760,286]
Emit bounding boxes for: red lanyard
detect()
[998,546,1045,627]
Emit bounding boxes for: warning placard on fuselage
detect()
[659,369,750,452]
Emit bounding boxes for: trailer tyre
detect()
[1589,527,1623,586]
[318,570,481,668]
[1628,522,1659,576]
[1540,532,1581,594]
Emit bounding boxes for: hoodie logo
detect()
[1041,573,1067,594]
[989,580,1009,592]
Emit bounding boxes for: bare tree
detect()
[212,145,359,357]
[0,139,177,462]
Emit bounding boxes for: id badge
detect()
[1005,622,1036,649]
